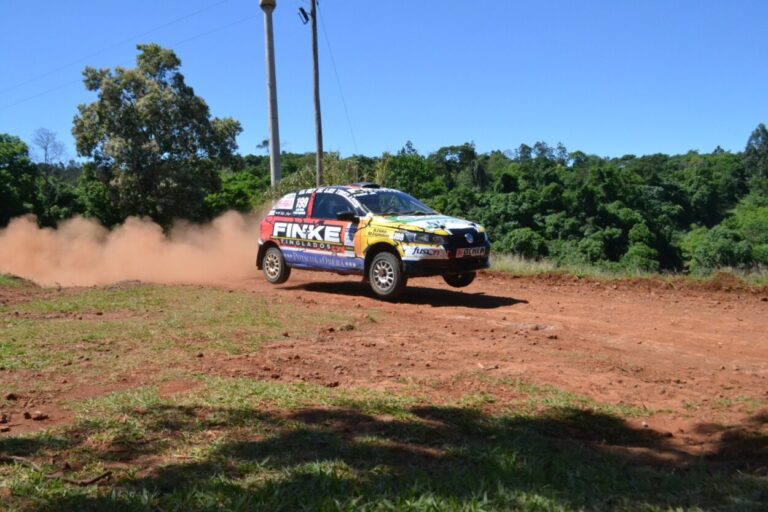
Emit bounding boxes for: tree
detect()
[744,123,768,194]
[0,133,38,226]
[378,142,446,199]
[31,128,65,164]
[76,165,121,227]
[428,143,478,190]
[72,44,242,225]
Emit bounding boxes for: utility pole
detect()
[310,0,323,187]
[260,0,281,186]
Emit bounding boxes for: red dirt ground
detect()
[2,271,767,465]
[220,271,768,463]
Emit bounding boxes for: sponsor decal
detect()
[280,239,337,250]
[274,193,295,211]
[293,195,310,215]
[391,215,477,232]
[403,245,447,260]
[343,224,358,246]
[348,188,380,196]
[424,220,446,230]
[283,250,364,271]
[272,222,342,251]
[272,222,342,245]
[412,247,442,257]
[456,247,487,258]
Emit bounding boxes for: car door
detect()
[308,192,363,274]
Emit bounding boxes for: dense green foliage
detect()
[1,44,766,275]
[71,44,242,226]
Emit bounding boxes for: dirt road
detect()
[230,271,768,405]
[218,270,768,461]
[2,270,767,463]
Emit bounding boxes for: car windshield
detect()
[354,190,436,216]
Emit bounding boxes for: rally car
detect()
[256,184,491,299]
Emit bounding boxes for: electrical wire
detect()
[317,4,359,155]
[0,0,231,96]
[0,13,259,113]
[0,79,82,113]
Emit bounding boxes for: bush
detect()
[690,226,751,273]
[577,237,606,263]
[205,170,268,215]
[751,244,768,266]
[620,243,660,272]
[493,228,548,258]
[628,222,654,246]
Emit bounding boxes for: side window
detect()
[311,193,354,220]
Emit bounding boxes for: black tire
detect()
[368,252,407,299]
[262,246,291,284]
[442,271,476,288]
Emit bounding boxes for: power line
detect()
[317,5,359,154]
[167,13,259,49]
[0,14,259,113]
[0,0,231,96]
[0,80,82,113]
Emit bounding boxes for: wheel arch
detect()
[364,242,402,276]
[256,241,280,269]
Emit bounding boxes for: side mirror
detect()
[336,210,358,222]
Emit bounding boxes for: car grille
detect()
[447,228,485,248]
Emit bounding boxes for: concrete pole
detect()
[260,0,281,186]
[311,0,323,187]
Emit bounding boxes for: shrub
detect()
[690,226,751,273]
[494,227,548,258]
[620,243,660,272]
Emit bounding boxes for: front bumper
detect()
[404,254,490,277]
[402,227,491,277]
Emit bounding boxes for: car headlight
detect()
[398,231,447,245]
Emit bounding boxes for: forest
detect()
[2,44,767,276]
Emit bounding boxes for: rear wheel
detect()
[442,271,476,288]
[368,252,407,299]
[262,246,291,284]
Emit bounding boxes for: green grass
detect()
[490,254,768,288]
[0,274,26,288]
[497,376,650,418]
[490,254,655,279]
[1,380,766,511]
[682,396,765,416]
[451,374,650,418]
[0,284,344,372]
[1,280,766,510]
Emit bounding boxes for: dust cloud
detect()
[0,211,266,287]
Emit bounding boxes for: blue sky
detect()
[0,0,766,161]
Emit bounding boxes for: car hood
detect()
[370,214,484,234]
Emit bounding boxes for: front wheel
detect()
[368,252,407,299]
[442,271,476,288]
[262,246,291,284]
